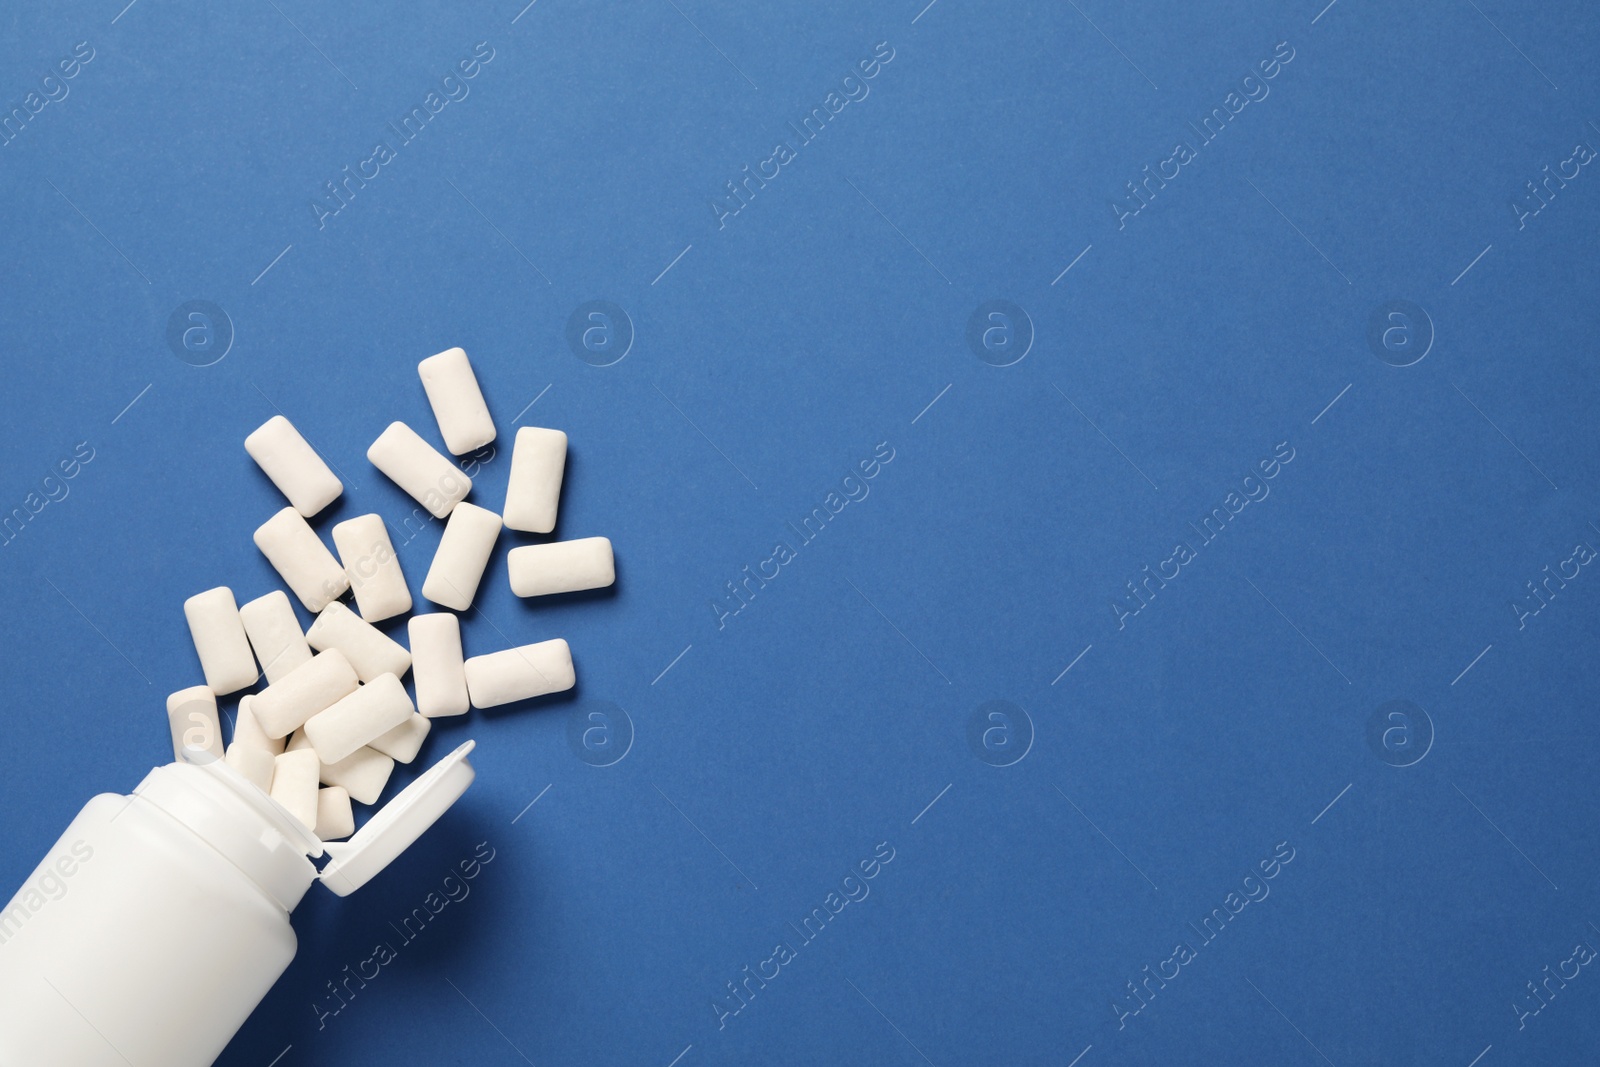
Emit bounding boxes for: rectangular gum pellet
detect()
[183,587,258,695]
[270,749,321,830]
[303,672,415,764]
[238,590,312,685]
[166,685,224,762]
[254,508,350,612]
[314,786,355,841]
[422,502,501,610]
[368,713,431,764]
[367,421,471,519]
[409,614,469,717]
[502,427,567,533]
[418,347,496,455]
[330,513,411,623]
[232,694,285,756]
[244,415,343,517]
[224,745,275,793]
[508,537,615,598]
[306,601,412,682]
[463,638,575,708]
[319,746,394,805]
[252,648,360,739]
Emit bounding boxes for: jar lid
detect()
[317,740,477,896]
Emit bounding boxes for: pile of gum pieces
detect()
[168,347,615,842]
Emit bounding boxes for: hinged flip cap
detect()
[317,740,478,896]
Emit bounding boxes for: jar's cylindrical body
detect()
[0,791,299,1066]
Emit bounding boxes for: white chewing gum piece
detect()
[418,347,496,455]
[183,587,258,695]
[421,502,501,611]
[502,426,566,533]
[244,415,343,517]
[270,749,321,830]
[507,537,615,598]
[314,787,356,841]
[238,590,312,685]
[368,713,431,764]
[232,694,285,756]
[252,649,360,739]
[318,746,395,806]
[463,639,575,709]
[409,614,469,718]
[224,745,276,794]
[303,673,415,765]
[330,513,411,623]
[367,421,471,519]
[306,601,411,683]
[166,685,224,762]
[254,508,349,613]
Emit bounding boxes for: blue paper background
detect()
[3,1,1599,1063]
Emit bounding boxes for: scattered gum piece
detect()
[244,415,343,517]
[224,745,275,793]
[367,421,471,519]
[418,347,496,455]
[306,601,411,683]
[422,502,501,611]
[254,508,349,613]
[331,513,411,623]
[502,427,566,534]
[319,746,395,805]
[463,639,575,709]
[183,588,258,695]
[507,537,615,598]
[252,649,360,739]
[270,749,320,830]
[166,685,223,762]
[238,590,312,685]
[314,786,356,841]
[409,614,469,718]
[368,713,431,764]
[303,673,415,765]
[232,694,285,756]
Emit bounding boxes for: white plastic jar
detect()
[0,741,476,1066]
